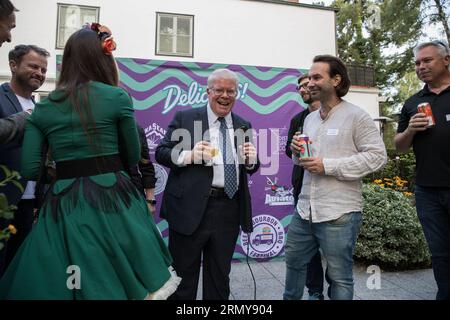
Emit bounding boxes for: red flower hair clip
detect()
[87,23,117,55]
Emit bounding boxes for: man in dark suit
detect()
[0,44,49,275]
[156,68,259,300]
[0,0,17,48]
[285,74,327,300]
[0,0,26,145]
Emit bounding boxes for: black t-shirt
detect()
[397,85,450,187]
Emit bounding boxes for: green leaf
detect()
[0,194,8,211]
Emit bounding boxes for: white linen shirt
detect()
[295,100,387,223]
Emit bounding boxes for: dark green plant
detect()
[355,183,431,270]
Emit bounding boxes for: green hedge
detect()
[355,184,431,270]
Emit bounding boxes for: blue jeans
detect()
[284,211,362,300]
[415,185,450,300]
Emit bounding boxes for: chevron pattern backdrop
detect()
[58,56,308,260]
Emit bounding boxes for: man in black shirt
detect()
[395,41,450,300]
[285,74,326,300]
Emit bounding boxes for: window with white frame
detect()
[156,13,194,57]
[56,4,100,49]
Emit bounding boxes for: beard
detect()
[15,73,42,92]
[302,95,314,104]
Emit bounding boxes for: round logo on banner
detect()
[144,123,166,154]
[154,164,168,196]
[240,214,285,259]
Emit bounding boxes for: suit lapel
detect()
[194,106,209,139]
[231,112,244,152]
[231,112,243,131]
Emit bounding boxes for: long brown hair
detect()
[50,27,119,149]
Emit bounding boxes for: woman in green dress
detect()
[0,24,180,299]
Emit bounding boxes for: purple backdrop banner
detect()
[117,58,307,260]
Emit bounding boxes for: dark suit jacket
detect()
[155,106,259,236]
[285,108,310,205]
[0,83,28,205]
[0,112,29,144]
[121,124,157,193]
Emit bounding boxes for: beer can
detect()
[417,102,436,128]
[297,134,312,159]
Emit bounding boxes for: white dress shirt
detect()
[176,104,240,188]
[206,104,240,188]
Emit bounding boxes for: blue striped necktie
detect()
[218,117,238,198]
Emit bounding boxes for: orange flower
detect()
[102,37,116,55]
[88,23,117,55]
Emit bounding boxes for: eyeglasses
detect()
[296,83,308,91]
[208,88,238,97]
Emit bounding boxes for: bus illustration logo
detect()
[240,214,285,259]
[252,227,273,246]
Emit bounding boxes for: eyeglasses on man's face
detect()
[208,88,238,97]
[296,82,309,91]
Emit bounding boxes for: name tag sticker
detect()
[446,114,450,121]
[327,129,339,136]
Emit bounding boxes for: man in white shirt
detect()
[0,44,49,275]
[283,55,387,300]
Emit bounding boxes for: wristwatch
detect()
[146,199,157,205]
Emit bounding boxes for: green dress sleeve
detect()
[117,90,140,167]
[20,112,45,180]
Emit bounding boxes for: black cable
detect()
[240,126,256,299]
[245,232,257,300]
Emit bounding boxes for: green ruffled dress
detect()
[0,82,180,299]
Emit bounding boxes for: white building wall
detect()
[1,0,336,89]
[0,0,380,120]
[346,87,381,120]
